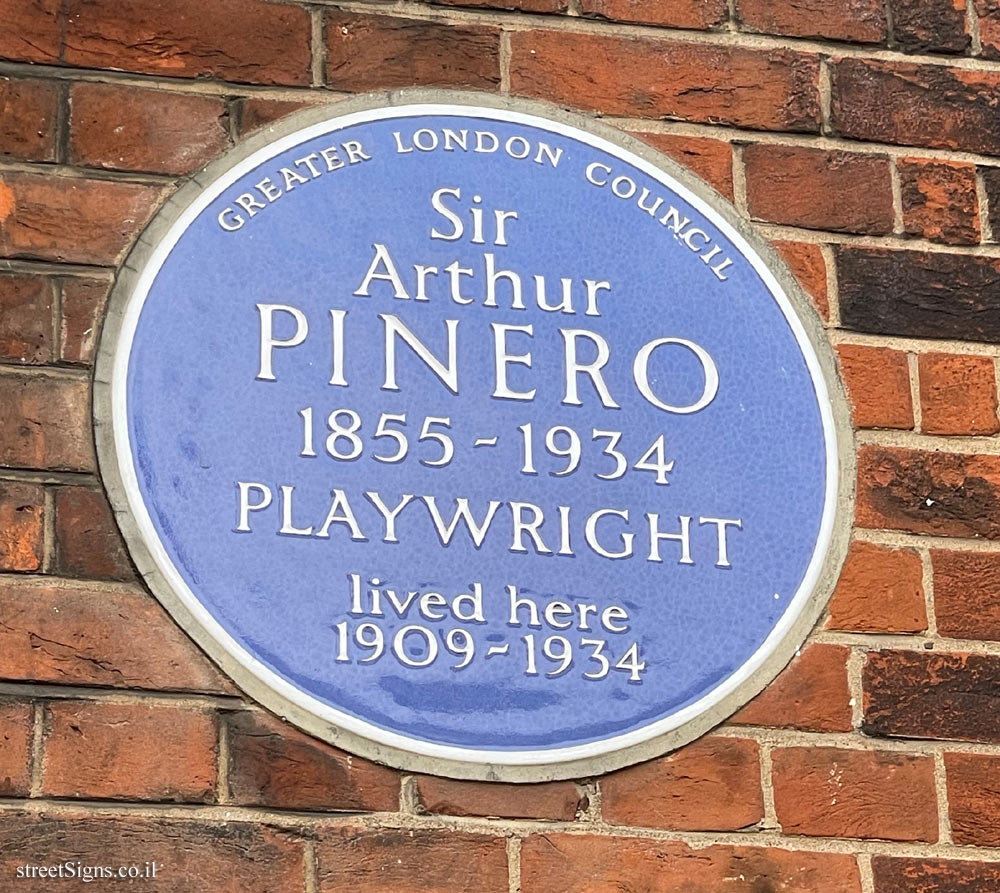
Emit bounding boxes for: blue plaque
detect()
[96,93,853,780]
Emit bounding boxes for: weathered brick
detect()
[0,813,306,891]
[979,0,1000,58]
[70,83,230,175]
[863,650,1000,743]
[43,701,217,802]
[0,274,53,364]
[919,352,999,435]
[983,166,1000,237]
[0,77,58,163]
[0,700,32,797]
[510,32,820,131]
[827,541,927,633]
[600,737,762,831]
[631,131,734,199]
[743,144,893,234]
[836,344,914,429]
[60,278,110,365]
[832,58,1000,154]
[0,482,43,572]
[520,834,862,892]
[438,0,566,11]
[0,372,93,471]
[415,775,583,821]
[581,0,727,28]
[236,97,314,138]
[771,746,938,841]
[0,577,231,692]
[933,550,1000,639]
[53,484,135,581]
[899,158,980,245]
[873,856,1000,892]
[0,172,161,266]
[773,240,830,320]
[64,0,312,86]
[227,710,399,812]
[732,644,853,731]
[890,0,970,53]
[316,827,509,893]
[945,752,1000,845]
[0,0,61,63]
[857,445,1000,539]
[839,247,1000,343]
[326,13,501,91]
[738,0,887,43]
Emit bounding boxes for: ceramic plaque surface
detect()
[96,92,854,781]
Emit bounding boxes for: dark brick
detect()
[873,856,1000,892]
[832,58,1000,154]
[227,710,399,812]
[979,0,1000,59]
[53,484,135,581]
[0,813,306,892]
[837,247,1000,344]
[898,158,980,245]
[415,775,584,821]
[0,274,53,364]
[326,13,501,91]
[857,445,1000,539]
[863,650,1000,743]
[890,0,970,53]
[980,166,1000,239]
[0,77,59,163]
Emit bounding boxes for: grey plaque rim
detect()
[94,88,857,783]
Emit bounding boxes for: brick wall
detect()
[3,1,1000,890]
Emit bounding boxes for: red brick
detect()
[236,97,315,138]
[857,445,1000,539]
[0,700,32,797]
[832,58,1000,155]
[0,813,306,892]
[0,0,61,64]
[899,158,980,245]
[0,372,94,472]
[510,31,820,131]
[70,83,230,175]
[979,0,1000,58]
[60,278,110,365]
[438,0,567,11]
[64,0,312,86]
[828,541,927,633]
[326,13,501,91]
[0,172,161,266]
[0,577,231,693]
[0,77,58,163]
[601,737,763,831]
[744,144,894,234]
[933,550,1000,639]
[631,131,734,199]
[316,827,509,893]
[873,856,1000,892]
[43,700,217,802]
[227,710,399,812]
[770,240,830,320]
[771,746,938,841]
[945,752,1000,845]
[0,274,53,364]
[53,484,135,581]
[0,482,43,572]
[863,650,1000,743]
[738,0,887,42]
[580,0,727,29]
[890,0,970,53]
[919,352,999,435]
[836,344,914,429]
[415,775,583,821]
[520,834,862,893]
[732,644,853,731]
